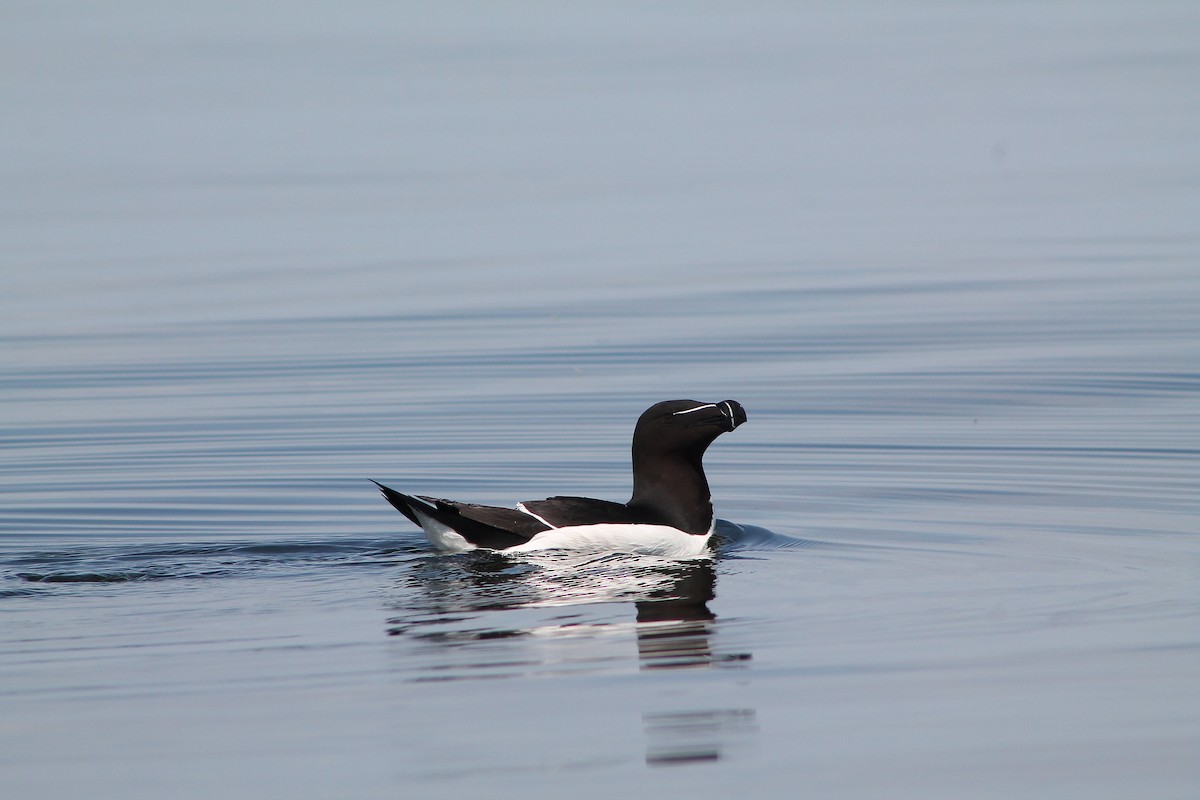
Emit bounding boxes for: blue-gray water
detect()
[2,3,1198,798]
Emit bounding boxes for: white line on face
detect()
[671,403,717,416]
[723,401,734,420]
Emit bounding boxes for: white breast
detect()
[505,524,713,559]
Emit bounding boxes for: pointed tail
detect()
[370,480,423,527]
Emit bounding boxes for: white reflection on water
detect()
[385,545,761,766]
[385,544,757,678]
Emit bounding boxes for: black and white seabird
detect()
[373,399,746,557]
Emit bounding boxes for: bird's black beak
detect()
[719,399,748,431]
[688,400,747,431]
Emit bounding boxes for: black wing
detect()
[372,481,550,549]
[519,496,655,528]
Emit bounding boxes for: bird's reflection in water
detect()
[386,551,750,674]
[634,560,739,670]
[643,708,758,766]
[387,550,756,765]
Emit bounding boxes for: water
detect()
[2,2,1199,797]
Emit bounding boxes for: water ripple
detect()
[2,537,419,592]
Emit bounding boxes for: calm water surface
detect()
[2,3,1198,798]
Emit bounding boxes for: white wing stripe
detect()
[516,502,559,529]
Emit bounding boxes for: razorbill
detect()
[373,399,746,557]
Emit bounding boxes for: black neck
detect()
[628,449,714,535]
